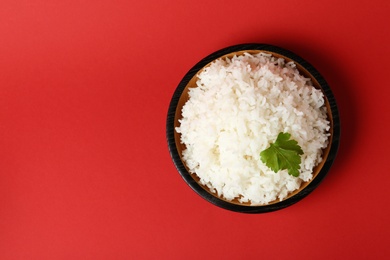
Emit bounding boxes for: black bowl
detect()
[166,43,340,213]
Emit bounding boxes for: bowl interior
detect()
[173,49,334,206]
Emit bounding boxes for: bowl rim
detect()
[166,43,340,213]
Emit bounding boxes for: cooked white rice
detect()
[176,52,330,205]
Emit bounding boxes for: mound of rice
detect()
[176,52,330,205]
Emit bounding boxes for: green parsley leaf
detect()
[260,132,303,177]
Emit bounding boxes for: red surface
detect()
[0,0,389,259]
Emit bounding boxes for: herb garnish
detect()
[260,132,303,177]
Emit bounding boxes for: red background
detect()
[0,0,389,259]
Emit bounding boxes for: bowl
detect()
[166,43,340,213]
